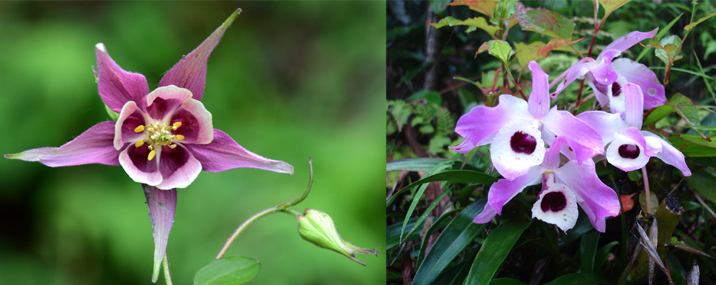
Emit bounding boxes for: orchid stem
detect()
[162,253,173,285]
[641,166,652,214]
[215,159,314,260]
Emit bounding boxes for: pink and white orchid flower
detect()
[551,29,665,114]
[577,83,691,176]
[473,137,620,232]
[451,61,603,180]
[5,9,293,282]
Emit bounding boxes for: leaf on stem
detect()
[476,40,513,64]
[516,8,575,40]
[463,219,531,284]
[448,0,498,18]
[427,17,501,39]
[684,11,716,31]
[598,0,631,18]
[194,256,260,285]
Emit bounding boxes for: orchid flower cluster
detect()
[452,30,691,233]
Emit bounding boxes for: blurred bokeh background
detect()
[0,2,385,284]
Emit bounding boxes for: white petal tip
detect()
[95,43,106,52]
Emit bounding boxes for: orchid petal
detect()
[623,83,644,129]
[554,160,620,232]
[576,111,627,144]
[585,75,611,108]
[541,108,604,163]
[527,61,550,119]
[551,58,593,99]
[490,120,546,180]
[605,128,649,172]
[95,43,149,112]
[155,144,203,190]
[543,137,569,171]
[115,101,147,150]
[453,95,531,152]
[642,131,691,176]
[451,138,478,154]
[170,97,213,145]
[473,203,497,224]
[5,122,121,167]
[119,144,163,186]
[159,9,240,101]
[612,58,665,109]
[186,129,294,174]
[143,185,177,283]
[486,166,544,216]
[604,76,630,115]
[532,180,579,232]
[145,85,193,120]
[589,49,621,86]
[601,28,658,56]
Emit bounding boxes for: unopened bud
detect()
[297,208,377,266]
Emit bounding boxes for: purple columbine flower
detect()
[451,61,603,180]
[5,9,293,282]
[473,137,620,232]
[550,29,665,114]
[577,83,691,176]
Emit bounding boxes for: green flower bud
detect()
[297,208,377,266]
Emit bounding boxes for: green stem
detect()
[163,253,173,285]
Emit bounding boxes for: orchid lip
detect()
[611,82,622,97]
[540,191,567,212]
[618,144,640,159]
[510,131,537,154]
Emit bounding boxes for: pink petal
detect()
[5,122,121,167]
[541,109,604,163]
[487,166,544,215]
[527,61,550,119]
[576,111,627,145]
[143,185,177,283]
[585,75,611,108]
[155,144,202,189]
[642,131,691,176]
[531,180,578,232]
[473,203,497,224]
[542,137,568,171]
[611,58,665,109]
[551,58,593,99]
[605,128,649,172]
[450,138,478,154]
[114,101,147,150]
[589,49,621,86]
[601,28,659,56]
[454,95,531,150]
[170,98,213,145]
[119,143,163,186]
[490,120,545,180]
[145,85,193,121]
[554,160,620,232]
[623,83,644,129]
[95,43,149,112]
[159,9,241,101]
[186,129,294,174]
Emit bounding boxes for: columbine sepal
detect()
[532,173,578,232]
[297,208,377,266]
[143,184,177,283]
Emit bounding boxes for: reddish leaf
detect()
[516,8,575,39]
[448,0,498,18]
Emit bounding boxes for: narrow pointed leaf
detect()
[143,185,177,283]
[387,217,423,250]
[412,199,487,285]
[463,219,531,285]
[684,168,716,203]
[489,279,527,285]
[643,104,674,126]
[386,158,452,172]
[580,231,600,274]
[516,8,575,39]
[387,170,497,206]
[542,273,608,284]
[594,241,619,272]
[194,256,260,285]
[684,11,716,31]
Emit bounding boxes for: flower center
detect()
[611,82,622,97]
[510,131,537,154]
[540,191,567,212]
[134,121,185,161]
[618,144,640,159]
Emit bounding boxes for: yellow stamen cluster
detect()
[133,121,185,161]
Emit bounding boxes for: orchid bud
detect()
[297,208,377,266]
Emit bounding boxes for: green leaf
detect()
[463,219,532,285]
[579,231,600,274]
[685,167,716,203]
[387,217,423,249]
[654,35,683,65]
[643,104,674,126]
[516,8,575,39]
[669,134,716,157]
[684,11,716,31]
[514,38,583,70]
[636,13,682,62]
[669,93,704,138]
[490,278,527,285]
[638,191,659,215]
[105,104,120,122]
[387,100,412,132]
[477,40,513,64]
[448,0,499,18]
[428,17,501,39]
[412,199,488,285]
[387,170,497,206]
[594,241,619,272]
[194,256,260,285]
[431,247,478,285]
[598,0,631,17]
[542,273,608,284]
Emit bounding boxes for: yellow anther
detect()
[147,150,156,161]
[135,140,145,148]
[169,144,177,149]
[148,145,154,150]
[134,125,145,133]
[172,122,182,129]
[176,135,185,141]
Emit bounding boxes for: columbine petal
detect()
[541,108,604,163]
[605,128,649,172]
[483,166,544,219]
[452,95,532,152]
[551,58,593,98]
[115,101,147,150]
[576,111,627,144]
[642,131,692,176]
[601,28,659,55]
[119,143,163,186]
[186,129,294,174]
[554,160,620,232]
[95,43,150,112]
[623,83,644,128]
[145,85,193,120]
[155,144,203,189]
[5,122,120,167]
[611,58,665,109]
[170,97,213,145]
[527,61,550,119]
[490,120,546,180]
[143,185,177,283]
[159,9,240,101]
[532,180,578,232]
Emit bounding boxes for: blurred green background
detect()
[0,2,385,284]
